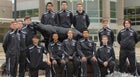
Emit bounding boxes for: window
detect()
[111,11,116,18]
[20,10,26,18]
[32,9,39,17]
[136,8,140,14]
[26,9,32,17]
[110,1,117,19]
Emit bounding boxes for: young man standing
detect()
[48,33,67,77]
[17,20,27,77]
[41,2,57,26]
[98,19,114,46]
[96,35,115,77]
[41,2,57,48]
[57,1,73,28]
[22,16,37,47]
[73,3,90,33]
[26,35,51,77]
[3,21,20,77]
[117,19,139,76]
[77,29,100,77]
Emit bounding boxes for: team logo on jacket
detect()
[52,14,55,18]
[38,49,41,53]
[130,32,133,36]
[67,13,70,17]
[107,49,110,53]
[89,43,92,47]
[58,46,61,50]
[72,42,75,46]
[83,16,86,19]
[107,32,110,35]
[23,34,26,38]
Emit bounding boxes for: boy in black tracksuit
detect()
[41,2,57,48]
[17,20,27,77]
[22,16,37,47]
[3,21,20,77]
[77,29,99,77]
[96,35,115,77]
[62,29,80,77]
[41,2,57,26]
[48,33,67,77]
[57,1,73,28]
[73,3,90,33]
[26,35,50,77]
[117,19,139,76]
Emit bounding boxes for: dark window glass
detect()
[136,8,140,14]
[20,10,26,18]
[26,9,32,17]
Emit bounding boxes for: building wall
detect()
[0,0,12,18]
[124,0,140,7]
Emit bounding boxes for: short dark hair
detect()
[77,3,83,6]
[32,35,40,39]
[61,1,67,5]
[82,29,89,33]
[46,2,53,6]
[123,19,132,27]
[52,32,58,36]
[24,16,31,21]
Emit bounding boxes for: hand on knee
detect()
[52,60,57,65]
[61,59,66,64]
[91,56,97,62]
[81,57,87,62]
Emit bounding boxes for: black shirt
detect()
[73,11,90,32]
[96,45,115,64]
[27,45,47,68]
[41,11,57,26]
[48,41,65,60]
[63,38,77,56]
[77,38,96,58]
[57,10,73,28]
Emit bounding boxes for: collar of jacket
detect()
[80,38,91,42]
[51,41,61,45]
[46,10,53,13]
[76,10,85,15]
[29,44,41,49]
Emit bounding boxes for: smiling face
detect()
[52,33,59,42]
[83,30,89,38]
[17,21,23,30]
[102,20,108,28]
[102,35,108,45]
[24,18,31,25]
[32,37,39,45]
[77,4,83,12]
[67,30,74,39]
[11,21,18,30]
[124,20,131,28]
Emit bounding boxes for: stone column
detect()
[102,0,110,20]
[51,0,58,12]
[39,0,45,20]
[117,0,124,27]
